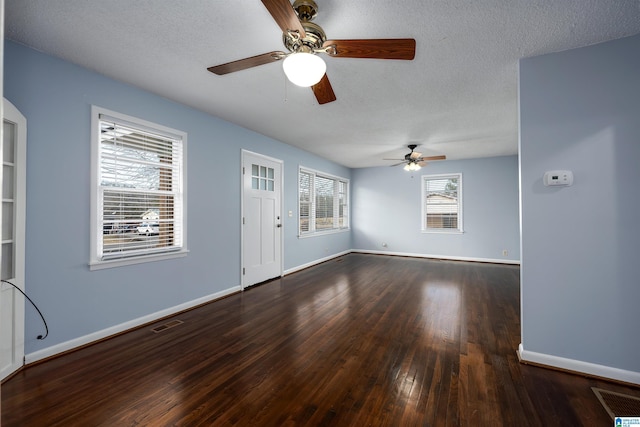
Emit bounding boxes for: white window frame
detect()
[298,167,350,237]
[421,173,463,233]
[90,106,187,270]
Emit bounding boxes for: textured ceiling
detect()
[5,0,640,168]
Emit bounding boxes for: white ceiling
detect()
[5,1,640,168]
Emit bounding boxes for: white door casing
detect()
[241,150,283,288]
[1,99,27,381]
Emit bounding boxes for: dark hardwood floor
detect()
[2,254,638,426]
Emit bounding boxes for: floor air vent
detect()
[151,319,184,333]
[592,387,640,419]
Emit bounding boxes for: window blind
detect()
[338,180,348,228]
[423,175,461,231]
[298,168,349,235]
[315,175,334,231]
[299,171,312,233]
[98,115,183,260]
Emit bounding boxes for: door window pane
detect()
[1,243,13,280]
[251,164,275,192]
[3,122,15,163]
[2,202,13,239]
[2,165,14,199]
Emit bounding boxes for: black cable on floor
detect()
[1,279,48,340]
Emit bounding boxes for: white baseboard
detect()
[284,250,352,275]
[353,249,521,265]
[518,343,640,385]
[25,285,241,365]
[284,249,519,277]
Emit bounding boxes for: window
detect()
[251,164,274,191]
[299,168,349,235]
[422,173,463,233]
[90,107,186,269]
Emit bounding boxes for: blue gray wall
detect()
[4,40,351,356]
[519,34,640,382]
[352,156,520,262]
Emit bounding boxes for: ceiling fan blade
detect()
[418,160,428,167]
[261,0,306,38]
[420,155,447,161]
[323,39,416,60]
[312,74,336,104]
[389,161,407,167]
[208,51,286,75]
[409,151,422,160]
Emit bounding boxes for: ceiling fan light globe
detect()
[404,162,420,171]
[282,52,326,87]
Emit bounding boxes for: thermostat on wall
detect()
[543,170,573,186]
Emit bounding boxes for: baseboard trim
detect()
[284,250,519,276]
[25,285,241,365]
[284,250,351,275]
[517,343,640,386]
[352,249,521,265]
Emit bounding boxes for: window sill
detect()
[421,229,464,234]
[298,228,350,239]
[89,249,188,271]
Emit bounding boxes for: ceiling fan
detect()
[385,145,446,171]
[207,0,416,105]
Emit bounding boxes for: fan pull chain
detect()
[283,72,288,103]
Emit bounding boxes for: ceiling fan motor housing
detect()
[283,21,327,53]
[283,0,326,55]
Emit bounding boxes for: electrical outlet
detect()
[502,250,508,256]
[382,243,388,248]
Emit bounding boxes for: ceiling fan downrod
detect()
[293,0,318,22]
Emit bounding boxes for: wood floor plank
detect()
[2,254,639,426]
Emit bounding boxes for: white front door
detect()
[1,99,27,381]
[241,150,283,288]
